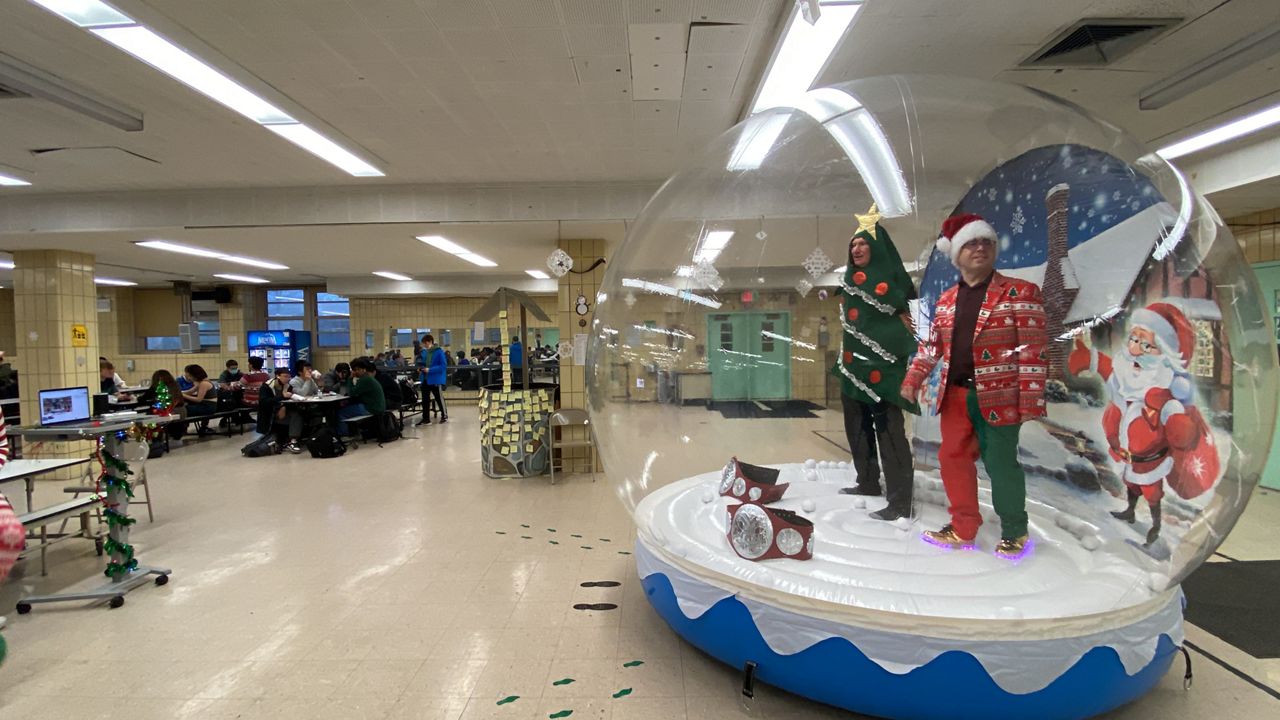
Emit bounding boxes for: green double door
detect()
[707,311,792,401]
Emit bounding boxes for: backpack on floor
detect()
[241,435,279,458]
[376,412,401,445]
[307,427,346,458]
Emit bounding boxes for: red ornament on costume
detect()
[874,282,888,296]
[847,307,858,322]
[843,351,853,364]
[869,370,882,384]
[853,271,866,285]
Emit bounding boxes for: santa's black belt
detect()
[1117,447,1168,464]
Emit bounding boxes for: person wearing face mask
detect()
[218,359,243,385]
[831,209,920,522]
[901,213,1048,559]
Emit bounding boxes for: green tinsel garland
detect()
[103,537,134,563]
[104,558,139,578]
[103,507,136,528]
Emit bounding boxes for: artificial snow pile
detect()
[636,462,1163,621]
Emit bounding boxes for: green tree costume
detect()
[830,221,919,517]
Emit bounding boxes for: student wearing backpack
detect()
[417,334,448,425]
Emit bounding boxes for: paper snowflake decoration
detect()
[802,247,833,279]
[546,248,574,277]
[756,230,768,240]
[692,260,722,290]
[624,292,637,308]
[1010,206,1025,235]
[795,278,813,297]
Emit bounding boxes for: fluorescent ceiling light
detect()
[0,172,32,186]
[28,0,133,28]
[91,26,294,125]
[0,260,15,269]
[265,122,383,177]
[693,230,734,264]
[416,235,469,254]
[750,2,861,114]
[458,253,498,267]
[94,277,137,286]
[1140,26,1280,111]
[416,235,497,267]
[727,113,790,171]
[526,269,550,279]
[220,254,289,270]
[622,278,722,309]
[214,273,268,283]
[675,265,695,277]
[1157,101,1280,160]
[136,240,289,270]
[135,240,223,258]
[373,271,412,281]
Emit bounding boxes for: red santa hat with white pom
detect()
[1129,302,1194,369]
[936,213,998,267]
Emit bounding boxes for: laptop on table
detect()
[38,386,93,427]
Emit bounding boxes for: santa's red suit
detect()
[1068,303,1219,544]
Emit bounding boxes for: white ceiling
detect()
[0,0,1279,290]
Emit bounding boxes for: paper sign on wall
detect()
[71,324,88,347]
[573,333,587,366]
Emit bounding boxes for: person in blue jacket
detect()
[417,334,449,425]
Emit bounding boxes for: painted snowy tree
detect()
[832,206,920,412]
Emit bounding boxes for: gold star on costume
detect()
[855,204,881,234]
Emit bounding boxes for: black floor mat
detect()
[1183,559,1280,659]
[707,400,823,419]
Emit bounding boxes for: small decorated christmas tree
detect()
[153,381,172,416]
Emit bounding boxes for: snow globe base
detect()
[634,463,1184,720]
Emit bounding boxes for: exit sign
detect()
[740,290,753,304]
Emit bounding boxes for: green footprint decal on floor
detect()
[552,678,576,686]
[549,711,573,719]
[622,660,644,667]
[612,688,633,698]
[496,695,519,705]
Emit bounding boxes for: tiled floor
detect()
[0,406,1277,719]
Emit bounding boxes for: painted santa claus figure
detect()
[1068,302,1220,544]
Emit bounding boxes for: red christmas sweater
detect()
[903,272,1048,426]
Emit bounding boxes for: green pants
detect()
[938,385,1028,539]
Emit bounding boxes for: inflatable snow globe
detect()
[585,75,1277,720]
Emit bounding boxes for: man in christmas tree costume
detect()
[832,206,920,521]
[902,214,1047,559]
[1067,302,1220,544]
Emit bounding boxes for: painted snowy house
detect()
[999,201,1232,415]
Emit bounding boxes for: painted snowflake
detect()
[795,278,813,297]
[802,247,834,279]
[1010,206,1025,235]
[546,248,574,277]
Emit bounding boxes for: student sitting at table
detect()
[254,366,290,438]
[285,360,320,399]
[336,358,385,437]
[181,364,216,436]
[146,369,187,448]
[99,357,127,388]
[217,359,243,385]
[321,362,352,395]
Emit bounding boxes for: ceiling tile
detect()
[580,79,633,100]
[352,0,432,30]
[631,53,687,100]
[573,55,631,83]
[488,0,562,27]
[629,0,693,23]
[445,28,514,58]
[685,53,745,83]
[681,71,736,99]
[688,23,750,54]
[692,0,764,24]
[418,0,499,27]
[566,24,630,56]
[280,0,368,32]
[628,22,689,54]
[560,0,627,25]
[505,27,572,57]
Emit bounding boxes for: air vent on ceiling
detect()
[1022,18,1180,67]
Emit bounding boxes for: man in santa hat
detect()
[902,214,1048,558]
[1068,303,1219,544]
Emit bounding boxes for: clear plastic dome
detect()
[586,75,1276,602]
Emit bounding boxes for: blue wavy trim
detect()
[642,571,1177,720]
